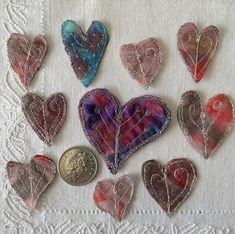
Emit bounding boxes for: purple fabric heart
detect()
[78,89,171,174]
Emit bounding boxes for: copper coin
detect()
[59,147,97,186]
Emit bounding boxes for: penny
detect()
[59,147,97,186]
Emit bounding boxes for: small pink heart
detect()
[93,175,134,221]
[177,22,219,83]
[22,92,67,145]
[120,38,162,89]
[7,155,56,213]
[177,90,234,158]
[142,158,197,215]
[7,33,47,89]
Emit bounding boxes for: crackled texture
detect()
[6,155,56,213]
[22,93,67,145]
[177,22,219,83]
[7,33,47,89]
[61,20,109,87]
[142,159,197,215]
[93,175,134,221]
[177,91,234,158]
[120,38,162,89]
[78,89,171,174]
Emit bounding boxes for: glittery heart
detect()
[177,91,234,159]
[120,38,162,89]
[7,33,47,89]
[6,155,56,213]
[93,175,134,221]
[142,159,197,215]
[177,22,219,83]
[22,92,67,145]
[61,20,109,88]
[78,88,171,174]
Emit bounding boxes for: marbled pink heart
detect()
[7,155,56,213]
[22,92,67,145]
[142,158,197,215]
[177,22,219,83]
[7,33,47,89]
[177,90,234,158]
[120,38,162,89]
[93,175,134,221]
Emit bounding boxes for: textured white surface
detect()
[0,0,235,233]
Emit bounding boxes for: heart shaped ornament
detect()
[142,159,197,215]
[6,155,56,213]
[177,22,219,83]
[178,91,234,158]
[93,175,134,221]
[7,33,47,89]
[120,38,162,89]
[79,89,171,174]
[61,20,109,87]
[22,92,67,145]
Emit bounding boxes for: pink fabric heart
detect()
[7,33,47,89]
[177,22,219,83]
[22,92,67,145]
[93,175,134,221]
[142,158,197,215]
[177,91,234,158]
[7,155,56,213]
[120,38,162,89]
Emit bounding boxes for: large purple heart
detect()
[78,89,171,174]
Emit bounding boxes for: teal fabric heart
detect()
[61,20,109,87]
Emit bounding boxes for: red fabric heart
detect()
[120,38,162,89]
[6,155,56,213]
[142,159,197,215]
[177,22,219,83]
[177,91,234,158]
[7,33,47,89]
[93,175,134,221]
[22,92,67,145]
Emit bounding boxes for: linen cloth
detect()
[0,0,235,233]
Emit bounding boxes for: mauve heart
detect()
[142,158,197,215]
[78,89,171,174]
[93,175,134,221]
[7,33,47,89]
[7,155,56,213]
[61,20,109,88]
[22,92,67,145]
[177,90,234,158]
[120,38,162,89]
[177,22,219,83]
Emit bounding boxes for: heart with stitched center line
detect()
[177,22,219,83]
[177,90,234,158]
[22,92,67,145]
[93,175,134,221]
[7,155,56,213]
[120,38,162,89]
[7,33,47,89]
[78,88,171,174]
[142,158,197,215]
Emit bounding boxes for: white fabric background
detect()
[0,0,235,233]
